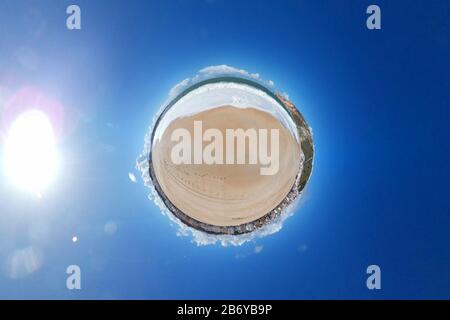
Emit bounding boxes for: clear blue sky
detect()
[0,0,449,299]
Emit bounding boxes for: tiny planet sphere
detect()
[145,73,314,236]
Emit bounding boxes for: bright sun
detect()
[3,110,59,195]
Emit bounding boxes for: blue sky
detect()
[0,0,449,299]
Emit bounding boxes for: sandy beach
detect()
[152,105,302,227]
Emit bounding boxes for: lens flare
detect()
[3,110,59,194]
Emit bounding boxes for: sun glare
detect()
[3,110,59,195]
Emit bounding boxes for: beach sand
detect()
[152,105,301,227]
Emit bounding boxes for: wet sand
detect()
[152,105,302,227]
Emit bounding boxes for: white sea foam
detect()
[154,81,299,144]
